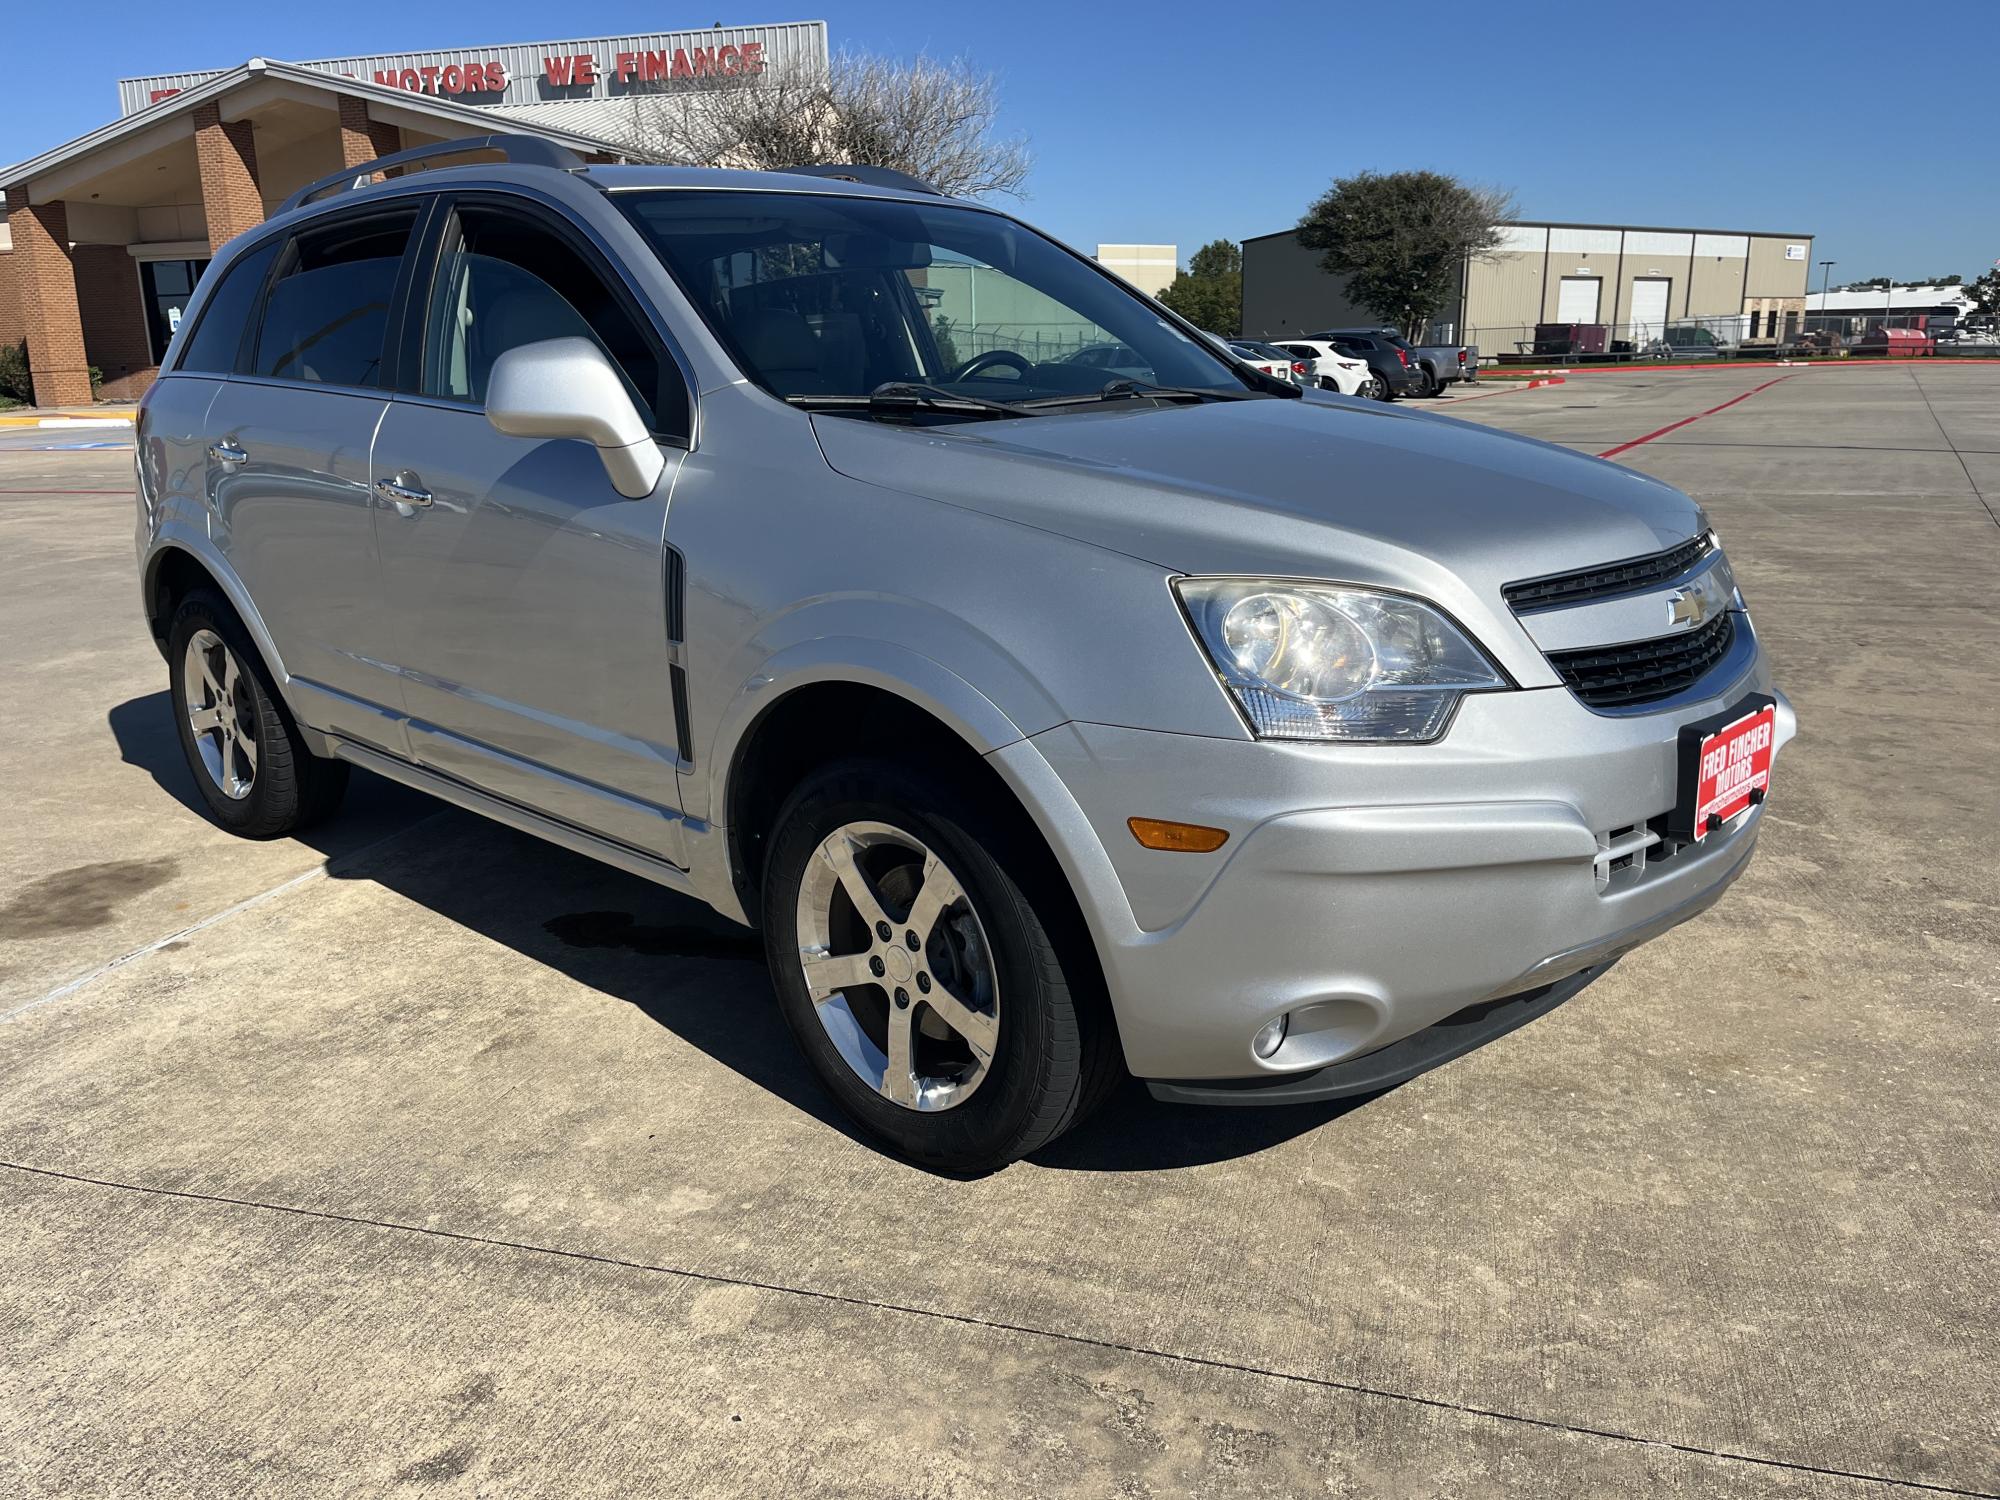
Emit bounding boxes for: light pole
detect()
[1817,260,1836,342]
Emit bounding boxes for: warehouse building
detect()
[1094,244,1178,299]
[1242,219,1815,358]
[0,23,826,406]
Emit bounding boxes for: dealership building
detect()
[0,22,827,406]
[1243,219,1817,354]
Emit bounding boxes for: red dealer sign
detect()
[366,41,767,96]
[372,60,511,96]
[121,25,820,116]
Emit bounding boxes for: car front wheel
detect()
[761,759,1118,1172]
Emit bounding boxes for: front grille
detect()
[1503,534,1713,613]
[1547,612,1735,709]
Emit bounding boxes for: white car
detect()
[1226,339,1302,384]
[1273,340,1375,398]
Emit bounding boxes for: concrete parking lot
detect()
[2,365,1996,1498]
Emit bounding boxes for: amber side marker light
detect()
[1127,817,1230,853]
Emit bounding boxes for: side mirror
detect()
[485,337,666,500]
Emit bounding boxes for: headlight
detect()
[1176,578,1507,742]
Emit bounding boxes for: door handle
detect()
[375,475,433,510]
[209,441,248,464]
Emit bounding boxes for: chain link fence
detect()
[1457,311,1999,367]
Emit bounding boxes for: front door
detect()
[369,195,694,861]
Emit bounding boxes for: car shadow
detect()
[109,689,1379,1174]
[108,691,438,860]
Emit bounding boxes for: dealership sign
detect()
[118,21,825,115]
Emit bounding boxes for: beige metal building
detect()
[1242,220,1815,355]
[1094,244,1178,299]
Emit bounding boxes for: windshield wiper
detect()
[787,383,1034,421]
[1020,377,1267,410]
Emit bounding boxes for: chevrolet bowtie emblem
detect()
[1667,588,1711,629]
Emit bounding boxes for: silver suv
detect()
[135,140,1794,1170]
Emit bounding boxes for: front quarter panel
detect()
[670,388,1247,827]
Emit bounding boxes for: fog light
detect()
[1252,1015,1289,1059]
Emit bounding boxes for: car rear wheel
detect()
[167,589,349,838]
[1372,375,1395,401]
[762,759,1118,1172]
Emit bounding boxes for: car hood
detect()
[809,394,1704,675]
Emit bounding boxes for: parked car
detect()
[1226,338,1301,384]
[1271,340,1374,397]
[1645,324,1735,360]
[1312,328,1425,399]
[136,141,1793,1171]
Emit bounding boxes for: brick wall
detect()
[75,245,157,400]
[194,102,263,252]
[0,248,25,350]
[338,95,401,172]
[7,198,93,406]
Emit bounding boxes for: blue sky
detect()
[5,0,1993,283]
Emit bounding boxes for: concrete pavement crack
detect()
[1906,368,2000,531]
[5,1159,1993,1498]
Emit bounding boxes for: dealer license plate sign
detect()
[1670,695,1776,842]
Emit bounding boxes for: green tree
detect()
[1295,170,1514,340]
[1157,240,1242,335]
[1965,269,2000,319]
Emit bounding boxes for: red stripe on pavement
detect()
[1597,373,1799,459]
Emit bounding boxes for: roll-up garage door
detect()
[1557,276,1602,324]
[1630,277,1671,346]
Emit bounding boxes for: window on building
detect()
[138,258,210,365]
[419,202,683,437]
[174,238,278,375]
[253,208,419,388]
[1749,310,1763,339]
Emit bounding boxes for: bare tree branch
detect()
[618,51,1031,200]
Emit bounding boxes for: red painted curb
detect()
[1597,373,1801,459]
[1447,376,1566,402]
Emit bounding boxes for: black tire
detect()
[167,588,349,838]
[761,758,1120,1172]
[1417,365,1441,397]
[1373,373,1397,401]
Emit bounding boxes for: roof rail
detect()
[778,163,945,198]
[278,134,586,215]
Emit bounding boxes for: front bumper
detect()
[987,630,1793,1091]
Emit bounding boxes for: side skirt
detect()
[330,737,707,901]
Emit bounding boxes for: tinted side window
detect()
[175,237,279,374]
[253,210,417,388]
[421,204,684,437]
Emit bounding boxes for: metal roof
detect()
[1243,219,1815,246]
[1805,286,1975,312]
[0,57,635,193]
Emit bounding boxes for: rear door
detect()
[199,200,426,753]
[367,192,693,860]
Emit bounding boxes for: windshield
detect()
[619,190,1257,410]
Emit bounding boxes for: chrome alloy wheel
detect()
[182,628,258,800]
[795,822,1000,1112]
